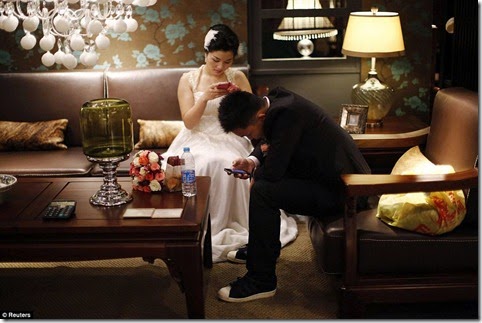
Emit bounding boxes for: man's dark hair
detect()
[218,91,265,133]
[205,24,239,57]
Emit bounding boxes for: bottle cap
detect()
[183,147,190,152]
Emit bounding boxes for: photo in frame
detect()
[339,104,368,134]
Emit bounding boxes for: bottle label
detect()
[182,169,196,183]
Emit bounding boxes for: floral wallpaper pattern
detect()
[0,0,248,71]
[362,0,433,122]
[0,0,432,121]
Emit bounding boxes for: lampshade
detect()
[273,0,338,57]
[342,10,405,58]
[273,0,337,41]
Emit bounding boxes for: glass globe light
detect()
[41,51,55,67]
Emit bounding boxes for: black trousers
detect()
[246,177,342,281]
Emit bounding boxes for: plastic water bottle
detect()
[181,147,197,197]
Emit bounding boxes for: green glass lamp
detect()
[80,98,134,206]
[342,7,405,127]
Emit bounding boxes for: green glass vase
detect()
[80,98,133,157]
[80,98,134,206]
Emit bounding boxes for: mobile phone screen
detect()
[224,168,250,176]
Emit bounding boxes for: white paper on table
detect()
[123,208,155,218]
[152,208,183,218]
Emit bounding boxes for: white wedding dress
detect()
[163,65,298,263]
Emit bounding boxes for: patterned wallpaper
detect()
[0,0,432,121]
[361,0,433,122]
[0,0,248,71]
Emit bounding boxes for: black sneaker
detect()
[227,245,248,264]
[217,275,276,303]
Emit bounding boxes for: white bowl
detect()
[0,174,17,197]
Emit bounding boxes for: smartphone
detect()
[224,168,250,176]
[217,82,232,90]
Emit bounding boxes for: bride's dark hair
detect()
[205,24,239,57]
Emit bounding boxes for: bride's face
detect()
[205,51,234,76]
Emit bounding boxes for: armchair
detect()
[308,87,478,318]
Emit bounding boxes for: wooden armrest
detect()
[341,168,479,284]
[341,168,478,197]
[351,126,430,149]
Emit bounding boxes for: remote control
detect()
[42,200,76,220]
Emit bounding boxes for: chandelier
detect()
[0,0,155,69]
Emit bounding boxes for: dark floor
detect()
[366,301,479,319]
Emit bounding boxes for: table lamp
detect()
[342,7,405,127]
[80,98,134,206]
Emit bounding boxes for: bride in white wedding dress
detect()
[163,24,297,263]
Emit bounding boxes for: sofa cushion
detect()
[390,145,434,174]
[105,68,187,144]
[377,146,466,235]
[134,119,183,149]
[0,70,105,147]
[0,119,68,151]
[0,147,93,176]
[308,210,478,275]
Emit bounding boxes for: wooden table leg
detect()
[203,214,213,269]
[166,245,205,319]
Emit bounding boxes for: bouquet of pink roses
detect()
[129,150,165,192]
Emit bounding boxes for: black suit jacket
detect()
[251,87,370,186]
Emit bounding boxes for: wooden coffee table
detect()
[0,176,211,319]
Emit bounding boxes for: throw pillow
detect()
[0,119,68,151]
[376,146,466,235]
[134,119,183,149]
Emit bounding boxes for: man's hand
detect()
[231,157,255,180]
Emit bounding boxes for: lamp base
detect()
[351,73,394,127]
[86,155,132,207]
[297,39,314,58]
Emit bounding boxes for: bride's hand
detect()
[202,83,228,102]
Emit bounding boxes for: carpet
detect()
[0,221,477,320]
[0,222,340,319]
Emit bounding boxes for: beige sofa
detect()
[0,67,247,177]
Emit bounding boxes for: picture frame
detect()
[339,104,368,134]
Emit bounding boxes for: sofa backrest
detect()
[0,70,105,147]
[106,66,248,143]
[106,67,189,144]
[0,66,249,147]
[424,87,478,172]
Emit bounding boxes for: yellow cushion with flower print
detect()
[376,146,466,235]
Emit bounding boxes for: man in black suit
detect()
[217,87,370,302]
